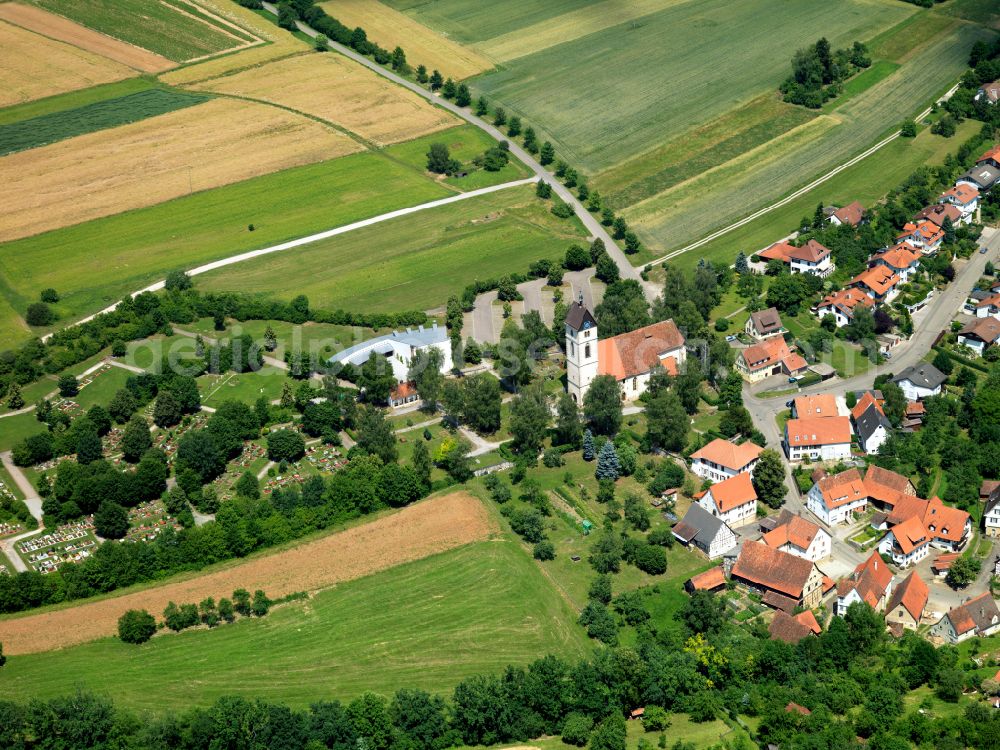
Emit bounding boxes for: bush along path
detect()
[258,2,654,302]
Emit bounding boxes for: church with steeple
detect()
[564,298,686,403]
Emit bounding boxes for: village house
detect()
[388,382,419,408]
[958,317,1000,356]
[976,293,1000,320]
[745,307,785,340]
[893,363,946,401]
[977,82,1000,105]
[863,464,917,510]
[836,552,893,616]
[735,336,808,383]
[984,485,1000,538]
[731,540,826,609]
[848,265,900,305]
[564,300,685,403]
[829,200,865,227]
[807,467,868,525]
[980,145,1000,169]
[769,610,822,644]
[672,503,738,559]
[690,438,763,484]
[791,393,840,419]
[939,183,979,223]
[696,471,758,528]
[870,243,921,283]
[931,592,1000,644]
[815,287,874,328]
[784,415,852,462]
[957,162,1000,194]
[914,202,963,231]
[885,571,929,631]
[331,323,452,383]
[762,510,832,561]
[879,515,932,568]
[875,494,972,556]
[896,220,944,255]
[760,239,835,277]
[853,400,891,455]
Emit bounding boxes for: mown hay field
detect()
[320,0,493,78]
[197,184,588,314]
[26,0,247,62]
[0,151,452,342]
[0,97,360,242]
[0,87,210,155]
[192,52,458,146]
[0,18,137,107]
[623,19,992,257]
[0,2,175,72]
[456,0,914,172]
[0,492,496,655]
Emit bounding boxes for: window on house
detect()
[585,344,591,358]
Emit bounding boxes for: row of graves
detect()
[210,440,268,501]
[124,499,182,543]
[17,519,97,574]
[262,444,346,496]
[152,412,209,465]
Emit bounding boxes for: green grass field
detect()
[0,87,210,155]
[666,117,982,271]
[28,0,246,61]
[0,78,158,128]
[0,153,453,344]
[196,184,587,314]
[626,19,991,260]
[198,370,289,408]
[459,0,913,172]
[0,412,46,452]
[0,541,590,712]
[821,59,901,111]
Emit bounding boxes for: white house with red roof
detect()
[836,552,893,616]
[696,471,758,528]
[815,287,874,328]
[807,468,868,525]
[931,592,1000,644]
[735,336,808,383]
[977,293,1000,320]
[939,184,979,223]
[785,416,852,462]
[848,265,900,305]
[763,510,831,561]
[690,438,762,484]
[829,201,865,227]
[564,300,685,403]
[870,243,921,283]
[896,220,944,255]
[760,239,834,277]
[977,84,1000,106]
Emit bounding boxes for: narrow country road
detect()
[1,451,41,521]
[42,178,536,341]
[258,3,654,301]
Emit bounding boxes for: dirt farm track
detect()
[0,492,496,655]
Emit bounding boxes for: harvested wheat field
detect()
[0,3,175,73]
[321,0,493,78]
[0,97,360,241]
[0,492,495,655]
[193,52,458,145]
[160,0,308,84]
[0,19,137,107]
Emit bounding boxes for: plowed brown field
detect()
[0,3,175,73]
[0,492,495,654]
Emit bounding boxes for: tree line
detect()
[781,37,871,108]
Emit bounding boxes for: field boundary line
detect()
[648,82,961,265]
[41,178,537,342]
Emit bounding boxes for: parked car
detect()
[785,400,794,408]
[726,335,738,342]
[788,377,798,383]
[981,246,989,254]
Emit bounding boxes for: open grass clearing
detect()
[0,17,137,107]
[0,97,360,243]
[319,0,493,78]
[0,539,588,710]
[0,2,175,73]
[625,20,990,259]
[0,491,497,655]
[192,51,458,146]
[197,184,587,315]
[26,0,248,62]
[0,152,450,344]
[667,118,982,272]
[0,412,47,453]
[466,0,914,172]
[0,87,210,155]
[198,369,289,409]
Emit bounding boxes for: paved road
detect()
[650,83,963,265]
[1,451,41,521]
[258,3,655,302]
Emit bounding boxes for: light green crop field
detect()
[665,117,982,272]
[0,153,453,344]
[0,541,591,712]
[28,0,246,62]
[0,78,158,128]
[196,184,587,314]
[624,19,992,259]
[452,0,914,172]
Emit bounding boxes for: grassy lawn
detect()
[0,153,453,345]
[197,184,588,315]
[0,412,46,452]
[27,0,246,61]
[198,370,290,409]
[0,540,590,712]
[73,366,133,410]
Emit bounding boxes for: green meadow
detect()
[0,541,590,712]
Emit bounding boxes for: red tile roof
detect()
[691,438,763,472]
[788,239,831,263]
[837,551,892,608]
[390,382,417,401]
[941,183,979,205]
[888,515,930,555]
[849,265,899,297]
[794,394,839,418]
[705,472,757,513]
[832,201,865,226]
[863,466,913,507]
[786,702,811,716]
[818,288,874,318]
[873,243,921,272]
[887,571,928,623]
[763,513,823,552]
[851,391,884,421]
[785,416,852,447]
[815,468,867,510]
[769,611,813,644]
[888,496,970,545]
[732,540,816,599]
[794,609,822,635]
[688,566,726,591]
[597,320,685,381]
